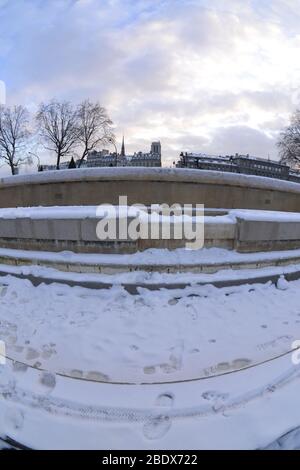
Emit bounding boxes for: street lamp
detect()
[0,152,41,175]
[108,138,118,167]
[28,151,41,169]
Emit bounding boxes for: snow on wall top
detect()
[0,167,300,194]
[0,205,300,223]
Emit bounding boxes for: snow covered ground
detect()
[0,274,299,384]
[0,272,300,448]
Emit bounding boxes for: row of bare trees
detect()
[0,100,114,174]
[278,109,300,168]
[0,106,30,174]
[1,101,296,173]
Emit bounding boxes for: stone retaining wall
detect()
[0,167,300,211]
[0,210,298,253]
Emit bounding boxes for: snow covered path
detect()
[0,274,299,384]
[0,274,300,449]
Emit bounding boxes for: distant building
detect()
[85,149,116,167]
[120,136,126,158]
[39,140,162,171]
[86,139,161,168]
[151,141,161,155]
[176,152,294,181]
[41,161,71,171]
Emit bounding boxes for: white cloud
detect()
[0,0,299,163]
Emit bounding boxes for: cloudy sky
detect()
[1,0,300,165]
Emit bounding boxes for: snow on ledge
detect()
[0,167,300,194]
[0,246,300,267]
[0,205,299,224]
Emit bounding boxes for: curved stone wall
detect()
[0,167,300,211]
[0,206,299,254]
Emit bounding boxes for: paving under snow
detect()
[0,274,299,386]
[1,270,300,448]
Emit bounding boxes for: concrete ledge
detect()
[0,208,300,253]
[236,217,300,252]
[0,212,235,253]
[2,261,300,293]
[238,219,300,241]
[0,168,299,210]
[2,167,300,193]
[1,245,300,274]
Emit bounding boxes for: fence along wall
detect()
[0,167,299,211]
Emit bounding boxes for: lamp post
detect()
[28,152,41,169]
[0,153,40,175]
[108,138,118,167]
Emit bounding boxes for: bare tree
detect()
[36,100,79,170]
[0,105,31,175]
[76,100,114,168]
[278,109,300,168]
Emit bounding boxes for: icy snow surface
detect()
[0,274,300,449]
[0,274,299,384]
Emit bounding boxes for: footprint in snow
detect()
[143,393,174,440]
[202,390,229,402]
[39,372,56,392]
